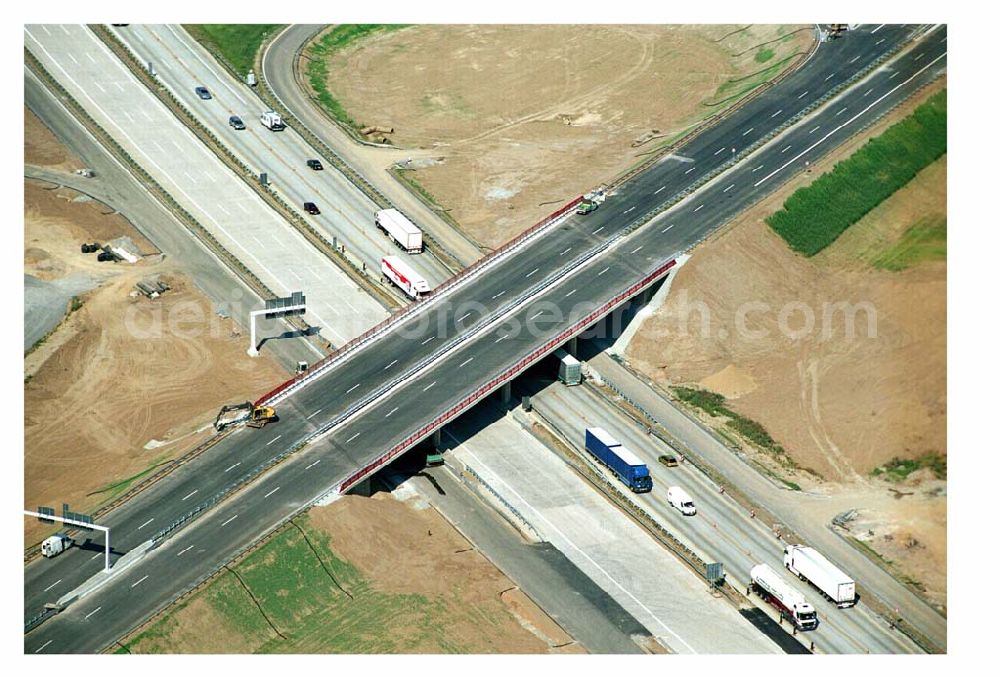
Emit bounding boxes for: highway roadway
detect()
[25,24,389,346]
[531,379,920,653]
[262,24,485,266]
[111,24,453,288]
[25,24,945,652]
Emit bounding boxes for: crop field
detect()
[767,90,947,256]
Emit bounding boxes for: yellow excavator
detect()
[215,402,278,432]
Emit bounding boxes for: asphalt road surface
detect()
[25,24,389,345]
[24,24,945,652]
[531,379,920,654]
[262,24,485,266]
[113,24,452,288]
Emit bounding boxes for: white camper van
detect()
[666,486,697,516]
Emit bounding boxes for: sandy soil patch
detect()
[23,180,286,545]
[323,25,814,247]
[25,106,81,170]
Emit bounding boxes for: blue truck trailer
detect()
[584,427,653,493]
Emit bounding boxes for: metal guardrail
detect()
[462,464,539,538]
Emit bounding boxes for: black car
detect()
[229,115,245,130]
[195,86,212,100]
[304,202,321,215]
[306,159,324,171]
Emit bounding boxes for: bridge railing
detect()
[336,258,677,493]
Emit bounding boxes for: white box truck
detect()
[260,110,284,130]
[382,255,430,300]
[41,533,72,558]
[784,544,857,608]
[750,563,818,630]
[554,349,581,385]
[375,208,423,253]
[667,486,697,516]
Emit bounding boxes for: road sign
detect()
[63,504,95,530]
[264,291,306,319]
[706,562,725,584]
[37,506,55,524]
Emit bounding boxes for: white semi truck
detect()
[41,533,72,558]
[381,255,430,300]
[260,110,285,131]
[750,563,818,630]
[375,208,423,253]
[784,544,857,608]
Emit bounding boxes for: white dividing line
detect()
[305,459,321,470]
[60,25,71,36]
[754,50,948,191]
[457,312,471,322]
[113,82,125,92]
[34,640,53,653]
[940,37,946,44]
[809,125,820,134]
[693,204,704,213]
[798,90,809,99]
[221,515,238,527]
[836,107,848,116]
[94,82,106,94]
[630,245,644,254]
[592,225,605,235]
[876,38,886,46]
[224,462,241,472]
[346,383,360,395]
[684,166,696,174]
[494,334,508,344]
[825,73,835,81]
[86,52,96,63]
[713,147,725,156]
[41,25,51,35]
[454,435,698,654]
[421,336,435,345]
[654,185,666,195]
[889,71,899,79]
[423,381,437,392]
[742,127,754,136]
[723,184,735,193]
[564,289,577,298]
[182,170,197,184]
[136,518,154,531]
[863,88,874,97]
[780,145,792,153]
[84,607,102,620]
[752,165,764,173]
[529,310,545,320]
[43,579,62,593]
[177,545,194,556]
[67,53,79,65]
[598,266,611,275]
[559,247,572,256]
[202,169,216,183]
[623,207,635,215]
[123,111,134,122]
[460,357,474,368]
[217,204,230,215]
[525,268,539,278]
[384,406,399,417]
[181,489,198,501]
[914,52,925,61]
[264,486,281,499]
[871,24,885,33]
[346,432,360,444]
[267,434,282,446]
[90,553,102,561]
[131,575,149,589]
[383,359,399,371]
[770,109,782,118]
[849,55,860,64]
[661,224,675,233]
[306,409,322,420]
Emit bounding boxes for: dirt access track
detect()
[24,108,287,545]
[320,24,814,247]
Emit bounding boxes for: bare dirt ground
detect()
[23,180,286,546]
[324,25,814,248]
[626,82,946,604]
[25,106,80,170]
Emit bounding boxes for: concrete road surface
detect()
[112,24,451,287]
[25,24,388,346]
[532,379,921,654]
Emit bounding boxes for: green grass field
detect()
[673,386,789,462]
[767,90,947,256]
[871,452,947,482]
[185,25,282,76]
[305,25,408,129]
[122,515,514,653]
[871,215,947,270]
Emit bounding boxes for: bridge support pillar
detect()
[500,381,512,403]
[432,428,442,450]
[565,336,578,357]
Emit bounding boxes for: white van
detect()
[667,486,697,516]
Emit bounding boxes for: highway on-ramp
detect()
[24,24,944,653]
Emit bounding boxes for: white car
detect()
[666,486,697,516]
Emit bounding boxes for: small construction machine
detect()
[215,402,278,432]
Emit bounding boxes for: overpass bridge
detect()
[24,23,946,653]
